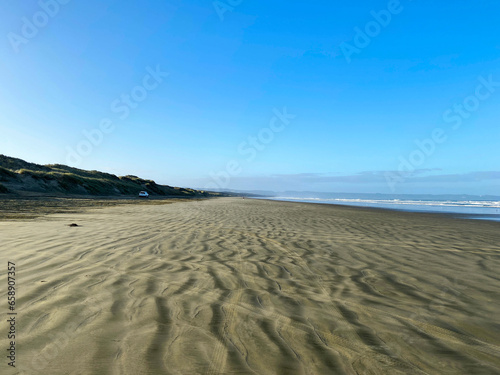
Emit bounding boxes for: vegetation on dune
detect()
[0,167,18,181]
[0,154,220,197]
[0,182,9,193]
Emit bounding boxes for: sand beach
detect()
[1,198,499,374]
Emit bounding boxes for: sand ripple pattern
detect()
[1,198,500,374]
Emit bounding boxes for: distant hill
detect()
[0,155,221,197]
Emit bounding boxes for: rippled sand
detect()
[1,198,499,374]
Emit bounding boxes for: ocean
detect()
[255,194,500,222]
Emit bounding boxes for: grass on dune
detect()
[0,154,218,197]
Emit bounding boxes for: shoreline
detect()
[255,197,500,223]
[3,193,499,225]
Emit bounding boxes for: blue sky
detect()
[1,0,499,195]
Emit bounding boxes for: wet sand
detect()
[1,197,499,374]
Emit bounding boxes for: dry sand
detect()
[1,197,499,374]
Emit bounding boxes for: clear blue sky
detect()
[1,0,499,194]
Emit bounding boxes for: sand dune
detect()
[1,198,499,374]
